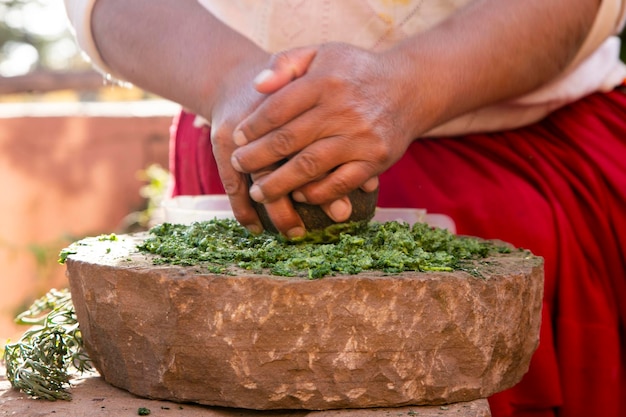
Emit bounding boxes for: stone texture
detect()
[0,366,491,417]
[65,234,543,411]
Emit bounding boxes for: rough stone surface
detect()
[0,366,491,417]
[65,234,543,411]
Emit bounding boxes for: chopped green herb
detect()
[57,248,77,264]
[137,219,503,279]
[97,233,118,242]
[138,407,151,415]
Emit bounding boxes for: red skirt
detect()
[170,90,626,417]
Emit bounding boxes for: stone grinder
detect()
[252,188,379,233]
[64,202,543,411]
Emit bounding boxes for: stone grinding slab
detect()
[0,366,491,417]
[65,233,543,411]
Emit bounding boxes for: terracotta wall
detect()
[0,102,175,344]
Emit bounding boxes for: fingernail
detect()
[249,184,265,202]
[292,191,307,203]
[286,226,305,239]
[245,223,263,235]
[233,130,248,146]
[362,176,379,193]
[329,198,351,222]
[254,69,274,86]
[231,154,243,172]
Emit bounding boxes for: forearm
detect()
[91,0,267,115]
[391,0,601,137]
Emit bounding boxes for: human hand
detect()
[209,50,323,237]
[207,54,273,235]
[230,43,418,236]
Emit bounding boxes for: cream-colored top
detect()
[64,0,626,136]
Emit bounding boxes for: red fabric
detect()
[170,90,626,417]
[169,112,224,196]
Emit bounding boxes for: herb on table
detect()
[138,219,500,278]
[57,248,76,264]
[3,288,92,400]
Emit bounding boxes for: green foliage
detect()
[136,164,170,227]
[3,288,92,400]
[118,164,170,233]
[138,219,504,279]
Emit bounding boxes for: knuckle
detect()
[211,126,238,152]
[370,141,394,163]
[292,151,320,178]
[210,123,230,144]
[220,174,247,195]
[270,51,292,68]
[270,130,294,158]
[324,73,348,91]
[329,172,353,195]
[259,108,284,129]
[360,126,396,165]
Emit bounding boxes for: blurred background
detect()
[0,0,178,346]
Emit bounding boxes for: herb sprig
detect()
[3,288,92,400]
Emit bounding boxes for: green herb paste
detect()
[137,219,511,279]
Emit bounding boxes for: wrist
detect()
[381,43,454,141]
[202,49,270,121]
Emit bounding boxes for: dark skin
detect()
[91,0,599,238]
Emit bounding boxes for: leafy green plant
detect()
[1,164,168,400]
[3,288,92,400]
[119,164,170,232]
[138,219,507,279]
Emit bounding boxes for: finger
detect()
[230,179,265,234]
[320,196,353,223]
[210,125,263,234]
[248,140,341,204]
[231,108,327,174]
[233,77,321,146]
[316,176,379,222]
[248,130,379,204]
[292,161,378,206]
[261,196,306,239]
[254,46,318,94]
[250,169,305,238]
[361,176,380,193]
[220,170,263,234]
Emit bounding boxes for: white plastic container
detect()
[162,195,234,224]
[162,195,456,233]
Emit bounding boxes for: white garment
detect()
[64,0,626,135]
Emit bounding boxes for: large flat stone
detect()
[65,233,543,410]
[0,366,491,417]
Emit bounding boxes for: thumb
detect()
[254,46,318,94]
